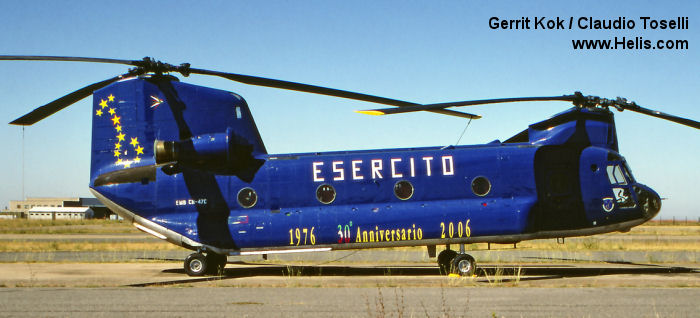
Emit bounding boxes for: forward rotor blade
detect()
[623,104,700,129]
[356,95,577,116]
[10,74,128,125]
[187,67,480,119]
[0,55,137,66]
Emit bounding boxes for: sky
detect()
[0,1,698,219]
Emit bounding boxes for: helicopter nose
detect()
[635,185,661,219]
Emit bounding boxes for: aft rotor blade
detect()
[623,104,700,129]
[0,55,137,66]
[356,95,577,115]
[10,74,128,125]
[187,67,480,119]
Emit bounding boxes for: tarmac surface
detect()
[0,261,698,317]
[2,286,699,317]
[1,230,699,317]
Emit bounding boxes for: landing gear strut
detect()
[436,244,476,277]
[184,252,228,276]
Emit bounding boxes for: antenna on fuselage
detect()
[454,117,473,146]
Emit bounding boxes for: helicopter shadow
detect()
[474,262,699,284]
[126,260,699,287]
[128,263,439,287]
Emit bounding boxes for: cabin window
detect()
[237,187,258,208]
[471,176,491,196]
[606,165,627,185]
[316,184,336,204]
[394,180,414,200]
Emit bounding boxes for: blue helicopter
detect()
[4,56,698,277]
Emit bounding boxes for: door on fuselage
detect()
[530,146,588,231]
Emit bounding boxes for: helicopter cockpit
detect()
[606,162,636,209]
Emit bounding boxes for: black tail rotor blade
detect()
[190,68,417,105]
[10,73,128,125]
[187,67,480,119]
[357,95,577,115]
[622,104,700,129]
[0,55,137,66]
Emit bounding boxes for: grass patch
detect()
[516,239,700,251]
[0,219,138,234]
[619,225,700,236]
[0,241,180,252]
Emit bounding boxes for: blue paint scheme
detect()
[89,77,661,253]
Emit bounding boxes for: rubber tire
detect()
[184,253,208,277]
[206,253,227,275]
[450,254,476,277]
[437,249,457,275]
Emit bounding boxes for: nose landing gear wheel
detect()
[451,254,476,276]
[184,253,208,276]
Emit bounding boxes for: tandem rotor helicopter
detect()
[3,55,699,277]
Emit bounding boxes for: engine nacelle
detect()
[153,129,237,173]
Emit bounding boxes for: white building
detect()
[2,197,111,219]
[27,207,94,220]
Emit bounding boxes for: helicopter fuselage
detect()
[87,78,661,256]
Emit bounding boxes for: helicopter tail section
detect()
[88,77,268,250]
[89,76,267,185]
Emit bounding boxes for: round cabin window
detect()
[394,180,414,200]
[237,187,258,208]
[316,184,336,204]
[471,176,491,197]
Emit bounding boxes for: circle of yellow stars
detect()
[95,94,144,168]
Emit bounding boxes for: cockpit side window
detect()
[606,165,628,185]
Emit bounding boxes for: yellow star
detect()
[135,145,144,155]
[114,142,121,150]
[108,94,115,102]
[116,158,123,165]
[123,161,131,168]
[133,157,141,163]
[130,137,139,147]
[113,149,121,157]
[99,99,108,109]
[115,125,122,132]
[96,109,103,116]
[116,132,125,142]
[108,108,116,116]
[111,115,121,126]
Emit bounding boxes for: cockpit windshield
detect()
[606,165,628,185]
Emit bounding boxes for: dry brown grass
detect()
[0,220,696,252]
[0,241,179,252]
[0,219,138,234]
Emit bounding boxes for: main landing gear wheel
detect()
[437,249,457,275]
[184,253,208,276]
[450,254,476,277]
[184,253,228,276]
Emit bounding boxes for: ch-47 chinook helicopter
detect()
[3,56,699,277]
